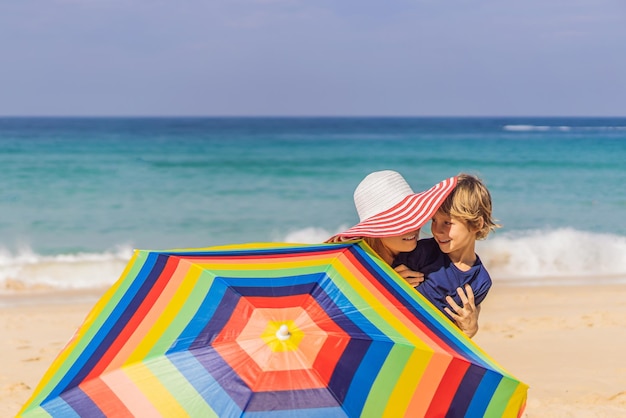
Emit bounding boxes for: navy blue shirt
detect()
[393,238,492,321]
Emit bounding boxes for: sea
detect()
[1,117,626,293]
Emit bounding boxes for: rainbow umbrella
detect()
[19,241,527,417]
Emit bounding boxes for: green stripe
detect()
[146,267,217,359]
[144,357,218,417]
[360,344,415,416]
[483,377,520,417]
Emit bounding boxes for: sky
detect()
[1,0,625,117]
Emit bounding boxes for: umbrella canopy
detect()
[19,241,527,417]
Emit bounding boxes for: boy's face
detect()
[430,211,476,257]
[380,229,420,256]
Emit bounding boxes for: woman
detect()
[327,170,480,337]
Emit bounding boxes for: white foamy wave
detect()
[0,245,134,293]
[503,125,571,132]
[477,228,626,283]
[283,226,626,284]
[503,124,626,132]
[279,225,350,244]
[3,228,624,292]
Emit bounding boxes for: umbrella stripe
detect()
[59,386,105,418]
[244,408,348,418]
[484,375,527,417]
[122,361,193,417]
[78,377,134,417]
[464,369,504,417]
[167,274,232,353]
[167,351,231,417]
[404,352,455,417]
[102,257,200,372]
[360,344,419,417]
[448,363,488,415]
[99,368,163,416]
[41,395,83,418]
[340,337,393,417]
[506,384,529,418]
[66,253,170,388]
[126,263,208,363]
[85,255,181,380]
[424,357,470,417]
[382,343,434,415]
[247,389,343,412]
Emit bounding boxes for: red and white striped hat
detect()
[331,171,457,240]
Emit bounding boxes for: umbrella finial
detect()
[276,324,291,341]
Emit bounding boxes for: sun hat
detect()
[330,171,457,240]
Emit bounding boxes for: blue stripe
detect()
[60,386,106,418]
[40,396,81,418]
[167,351,242,417]
[448,364,486,416]
[464,369,503,417]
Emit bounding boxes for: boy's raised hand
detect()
[393,264,425,287]
[444,284,480,338]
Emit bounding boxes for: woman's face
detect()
[380,229,420,257]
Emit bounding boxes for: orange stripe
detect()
[79,378,134,417]
[405,352,453,416]
[100,368,163,416]
[85,257,179,380]
[103,257,191,373]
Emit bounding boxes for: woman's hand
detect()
[394,264,425,287]
[444,284,480,338]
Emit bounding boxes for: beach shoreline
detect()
[3,281,626,417]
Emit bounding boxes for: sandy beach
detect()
[2,281,625,417]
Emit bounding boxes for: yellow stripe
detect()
[382,348,432,416]
[124,265,203,365]
[124,362,190,417]
[501,383,529,417]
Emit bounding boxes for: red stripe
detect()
[84,256,180,381]
[424,357,470,417]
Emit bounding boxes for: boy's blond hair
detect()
[438,173,500,240]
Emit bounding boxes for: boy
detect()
[393,173,499,337]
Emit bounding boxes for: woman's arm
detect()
[394,264,425,287]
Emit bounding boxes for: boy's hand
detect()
[394,264,425,287]
[444,284,480,338]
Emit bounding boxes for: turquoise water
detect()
[1,117,626,289]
